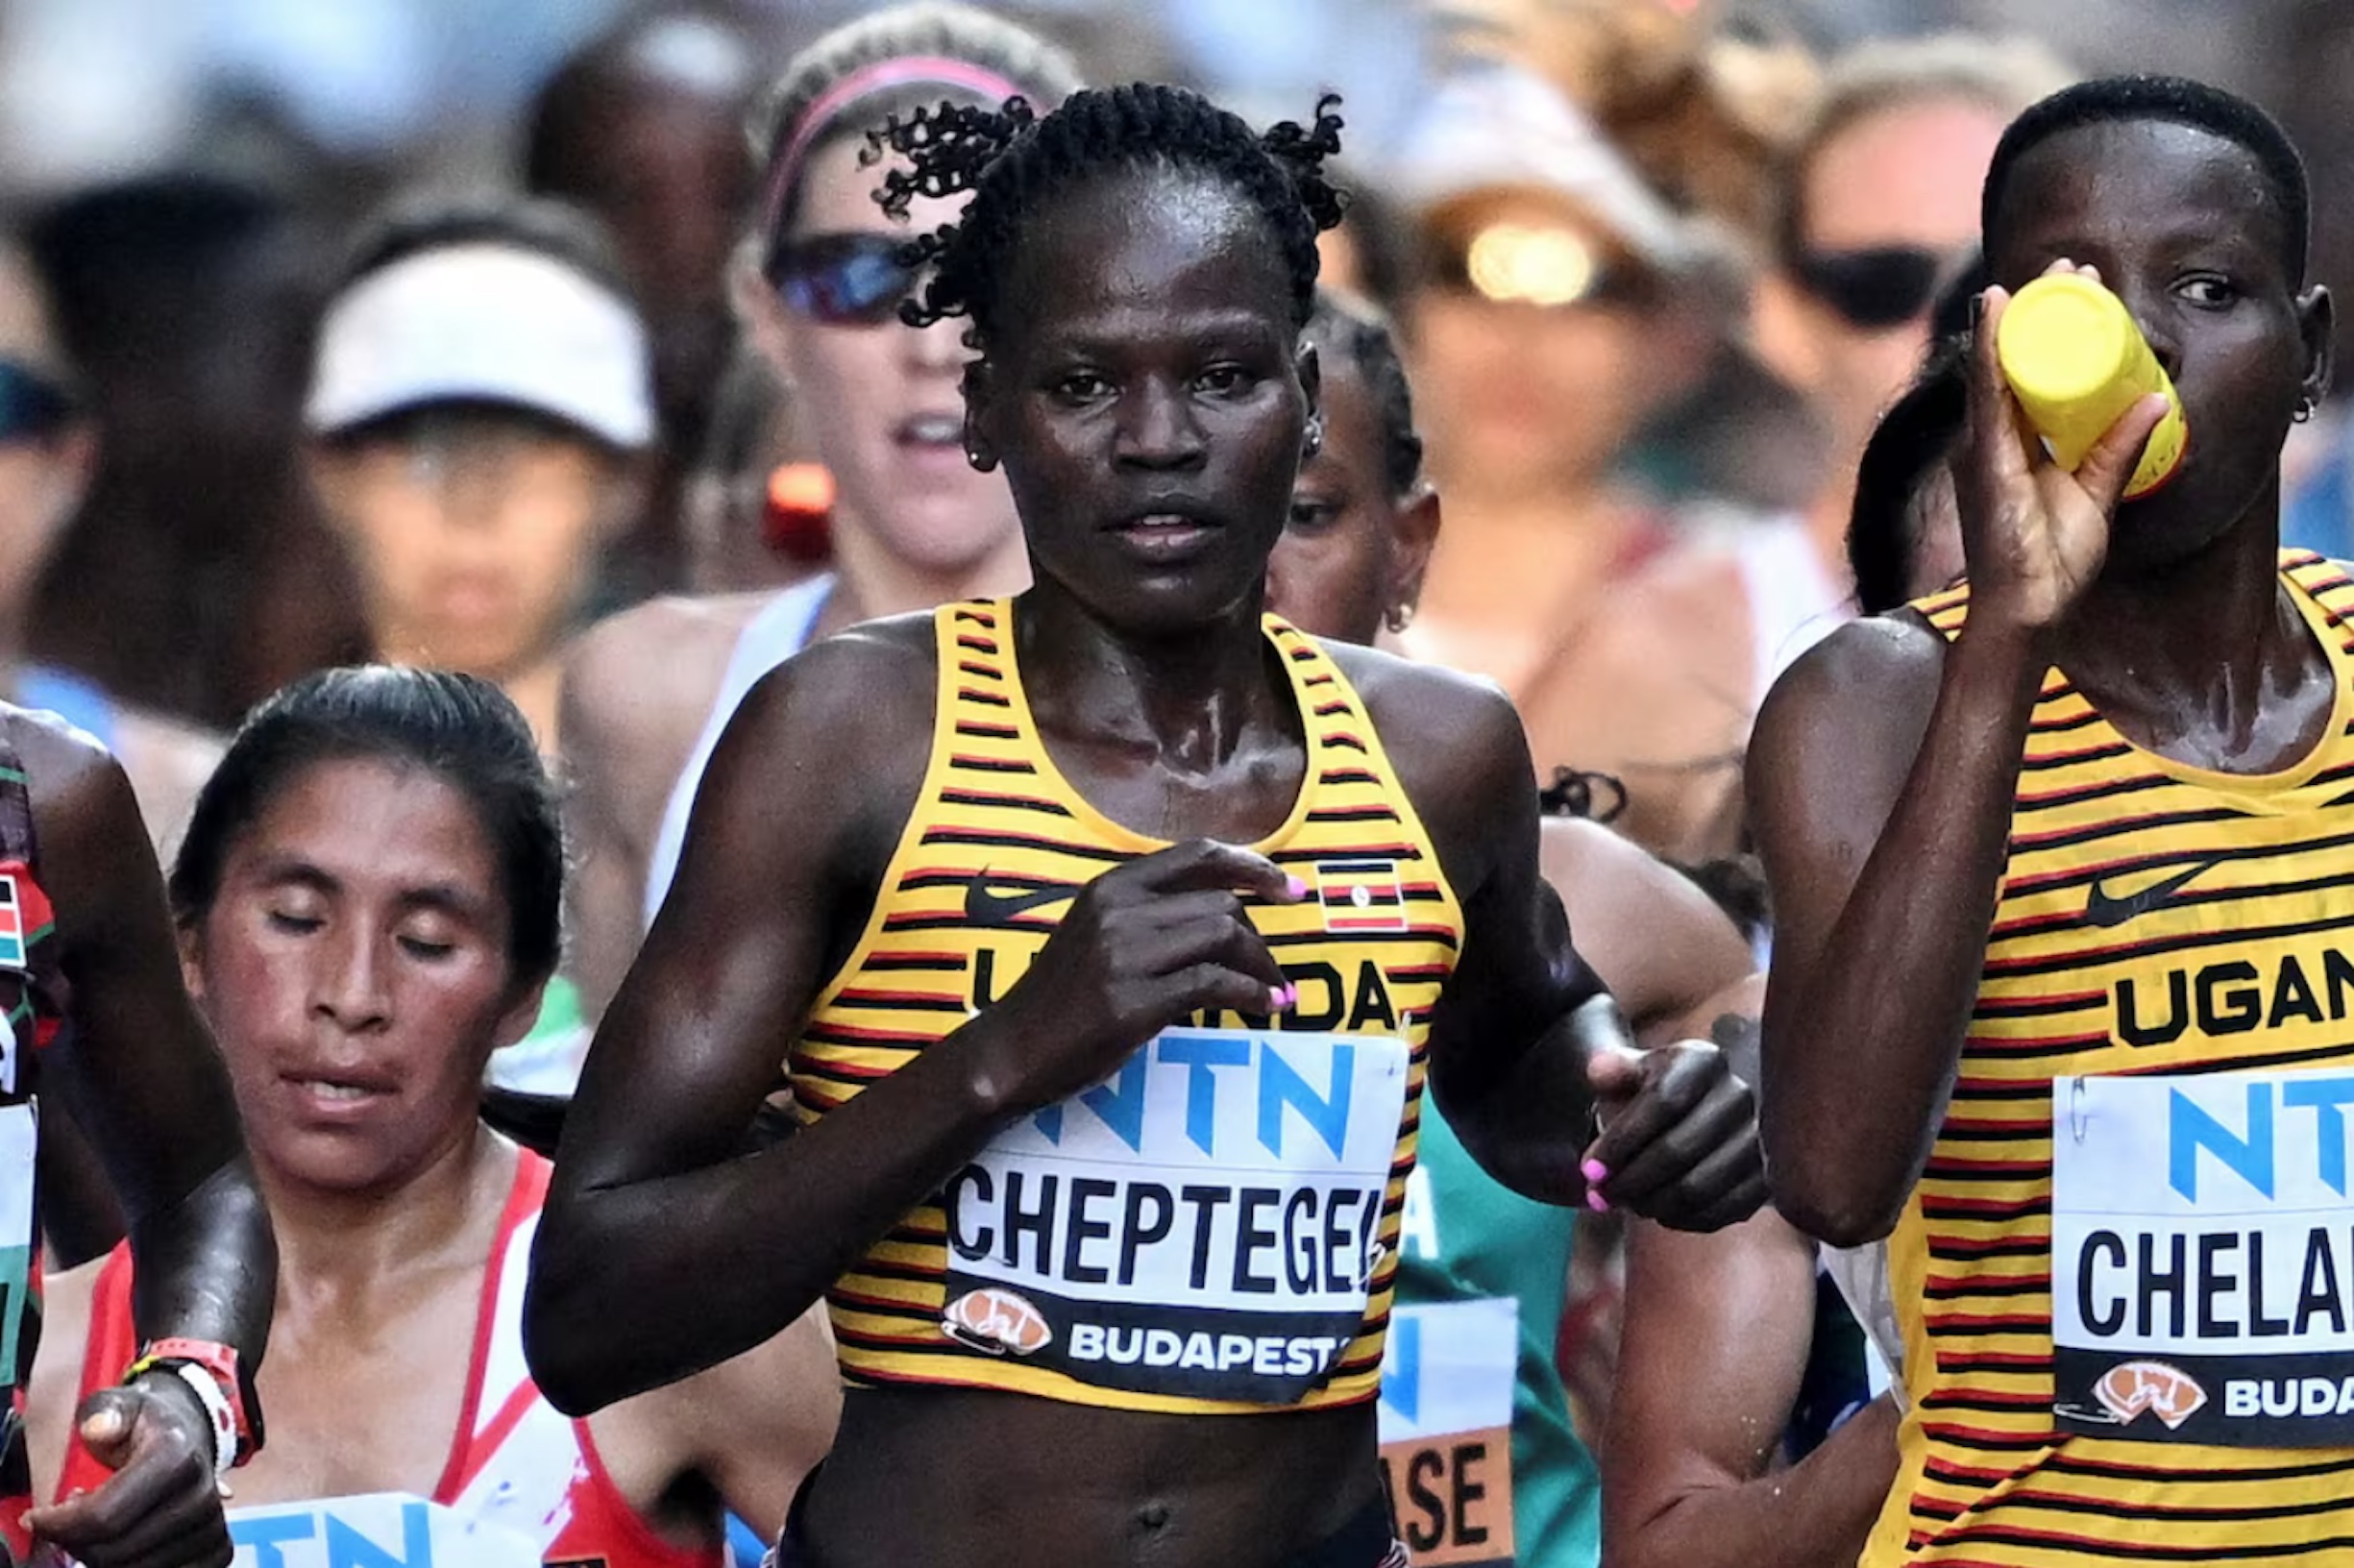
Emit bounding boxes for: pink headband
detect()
[761,56,1030,243]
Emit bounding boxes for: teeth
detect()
[904,415,961,443]
[304,1082,374,1101]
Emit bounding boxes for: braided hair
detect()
[866,83,1349,347]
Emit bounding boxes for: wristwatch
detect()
[123,1337,263,1478]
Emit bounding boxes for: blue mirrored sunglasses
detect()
[770,233,921,328]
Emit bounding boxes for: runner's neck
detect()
[260,1125,516,1310]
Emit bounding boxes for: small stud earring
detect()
[1303,422,1324,459]
[1385,602,1416,633]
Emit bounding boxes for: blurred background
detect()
[0,0,2342,729]
[4,0,2342,1462]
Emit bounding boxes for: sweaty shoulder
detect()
[703,612,941,856]
[1753,610,1947,748]
[1325,640,1528,892]
[1746,609,1949,856]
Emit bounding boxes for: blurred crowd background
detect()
[0,0,2345,737]
[0,0,2342,1463]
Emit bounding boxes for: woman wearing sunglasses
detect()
[1529,39,2066,863]
[561,1,1080,1023]
[0,240,223,851]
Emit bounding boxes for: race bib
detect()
[1378,1299,1518,1566]
[0,1102,33,1392]
[940,1026,1410,1404]
[2053,1067,2354,1445]
[226,1493,538,1568]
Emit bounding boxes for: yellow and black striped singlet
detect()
[1868,551,2354,1565]
[788,600,1465,1415]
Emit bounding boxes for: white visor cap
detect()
[307,243,654,449]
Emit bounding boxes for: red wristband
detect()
[124,1337,262,1468]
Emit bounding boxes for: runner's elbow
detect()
[521,1248,627,1416]
[1762,1138,1903,1247]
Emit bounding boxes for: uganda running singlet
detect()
[0,730,63,1561]
[1866,551,2354,1565]
[792,600,1464,1415]
[61,1151,720,1568]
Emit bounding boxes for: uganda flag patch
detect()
[1317,858,1407,933]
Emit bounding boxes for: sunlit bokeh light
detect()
[1464,222,1598,307]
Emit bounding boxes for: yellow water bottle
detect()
[1996,274,2188,499]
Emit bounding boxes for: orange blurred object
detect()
[764,462,835,562]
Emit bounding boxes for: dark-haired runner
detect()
[1272,287,1767,1566]
[30,668,835,1567]
[530,86,1764,1568]
[1753,75,2353,1563]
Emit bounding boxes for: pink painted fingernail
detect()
[1581,1159,1609,1184]
[1286,874,1311,900]
[1586,1190,1610,1213]
[1271,984,1299,1011]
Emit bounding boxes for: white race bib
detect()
[940,1026,1409,1404]
[226,1493,538,1568]
[0,1101,33,1391]
[2053,1067,2354,1445]
[1378,1299,1518,1565]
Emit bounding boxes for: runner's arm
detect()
[1540,817,1754,1047]
[1747,616,2039,1244]
[559,623,657,1023]
[21,723,270,1564]
[529,633,1008,1411]
[31,723,271,1372]
[1602,1199,1899,1568]
[1394,675,1760,1230]
[1753,299,2168,1248]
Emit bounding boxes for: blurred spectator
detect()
[1440,0,1820,257]
[525,7,762,601]
[1753,34,2071,552]
[0,238,221,848]
[24,172,372,731]
[1381,63,1746,773]
[559,0,1077,1025]
[304,191,653,753]
[1524,34,2071,860]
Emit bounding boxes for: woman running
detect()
[561,1,1079,1021]
[1272,286,1763,1565]
[29,667,837,1567]
[530,84,1763,1568]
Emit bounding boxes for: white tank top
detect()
[643,576,833,928]
[1733,521,1849,711]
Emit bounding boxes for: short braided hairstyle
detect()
[865,83,1348,346]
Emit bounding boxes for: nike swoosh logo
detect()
[963,877,1076,926]
[2084,858,2225,928]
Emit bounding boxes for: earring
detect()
[2294,397,2318,424]
[1385,602,1416,633]
[1302,421,1324,460]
